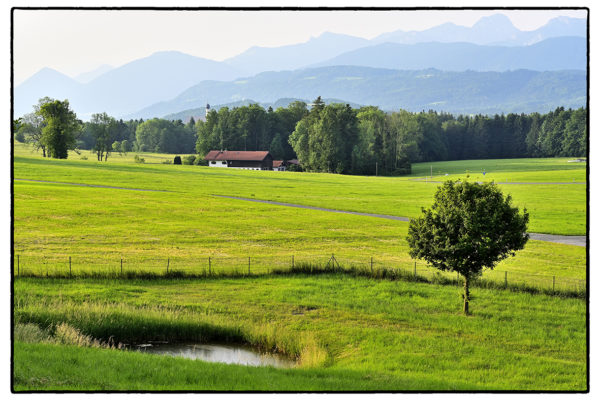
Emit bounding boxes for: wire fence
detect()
[12,253,586,297]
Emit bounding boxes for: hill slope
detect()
[14,51,243,119]
[128,66,586,119]
[373,14,586,46]
[224,32,370,76]
[314,37,586,71]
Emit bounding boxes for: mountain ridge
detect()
[126,66,586,119]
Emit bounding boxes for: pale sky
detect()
[12,8,587,85]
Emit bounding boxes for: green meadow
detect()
[12,143,587,391]
[14,275,587,391]
[14,143,587,236]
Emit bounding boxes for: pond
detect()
[134,342,296,368]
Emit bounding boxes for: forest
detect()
[15,96,587,175]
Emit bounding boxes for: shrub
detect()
[134,155,145,163]
[174,156,182,165]
[183,155,196,165]
[162,159,173,164]
[14,130,25,143]
[194,156,208,166]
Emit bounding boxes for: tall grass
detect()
[14,275,587,390]
[13,253,586,297]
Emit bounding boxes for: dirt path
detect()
[214,195,410,221]
[14,178,173,193]
[215,195,586,247]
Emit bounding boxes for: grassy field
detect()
[12,143,587,391]
[13,162,585,291]
[13,275,586,391]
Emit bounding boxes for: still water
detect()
[135,343,295,368]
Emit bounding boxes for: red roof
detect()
[273,160,284,167]
[204,150,271,162]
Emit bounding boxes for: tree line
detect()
[15,97,587,173]
[194,97,586,175]
[15,97,197,161]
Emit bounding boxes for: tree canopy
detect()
[19,97,587,170]
[89,112,118,161]
[37,99,81,159]
[407,180,529,314]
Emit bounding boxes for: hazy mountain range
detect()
[127,66,586,118]
[14,14,587,120]
[371,14,586,46]
[15,52,242,118]
[313,37,586,71]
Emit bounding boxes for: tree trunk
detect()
[42,146,46,157]
[463,274,471,315]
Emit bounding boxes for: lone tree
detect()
[407,180,529,315]
[38,99,81,159]
[89,112,117,161]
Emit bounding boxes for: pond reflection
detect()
[135,343,295,368]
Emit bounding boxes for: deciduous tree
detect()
[407,181,529,315]
[90,112,117,161]
[38,99,81,159]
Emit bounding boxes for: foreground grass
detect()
[14,341,455,391]
[13,275,587,391]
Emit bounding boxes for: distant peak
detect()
[151,50,184,56]
[545,16,585,25]
[30,67,72,79]
[473,13,516,28]
[38,67,61,74]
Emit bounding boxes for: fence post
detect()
[208,257,211,275]
[17,254,19,277]
[292,255,294,268]
[414,262,417,278]
[167,258,170,274]
[121,258,123,275]
[553,276,556,293]
[504,271,508,288]
[69,256,72,278]
[248,257,251,275]
[370,257,373,274]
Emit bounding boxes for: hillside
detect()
[373,14,586,46]
[128,66,586,119]
[314,37,586,72]
[224,32,370,76]
[14,51,243,119]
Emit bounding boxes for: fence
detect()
[12,253,586,297]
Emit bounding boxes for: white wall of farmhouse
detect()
[208,160,228,168]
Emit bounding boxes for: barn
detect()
[204,150,274,170]
[272,160,287,171]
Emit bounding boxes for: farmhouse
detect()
[272,160,287,171]
[205,150,274,170]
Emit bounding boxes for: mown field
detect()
[14,143,587,236]
[12,143,588,391]
[13,156,586,288]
